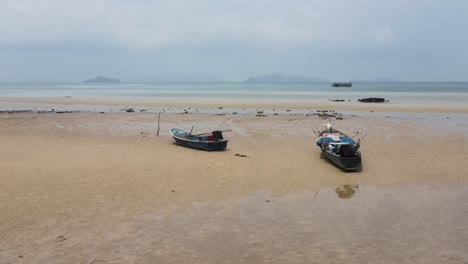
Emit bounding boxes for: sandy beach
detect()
[1,98,467,263]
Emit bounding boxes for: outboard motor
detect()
[339,144,357,157]
[212,130,223,141]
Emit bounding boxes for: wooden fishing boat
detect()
[170,128,228,151]
[316,124,362,171]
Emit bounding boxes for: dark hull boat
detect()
[358,97,385,103]
[316,125,361,171]
[170,128,228,151]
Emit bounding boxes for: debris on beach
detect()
[316,110,337,119]
[0,110,32,114]
[54,235,67,243]
[256,114,268,117]
[122,107,135,112]
[235,153,250,158]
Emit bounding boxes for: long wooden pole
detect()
[157,111,161,137]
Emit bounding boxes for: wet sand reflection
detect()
[335,184,359,199]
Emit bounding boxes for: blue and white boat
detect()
[316,124,362,171]
[170,128,228,151]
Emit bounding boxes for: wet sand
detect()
[0,102,468,263]
[1,96,468,113]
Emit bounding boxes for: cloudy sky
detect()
[0,0,467,82]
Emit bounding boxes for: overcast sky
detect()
[0,0,467,82]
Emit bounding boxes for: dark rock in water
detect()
[329,99,345,102]
[126,108,135,112]
[358,97,385,103]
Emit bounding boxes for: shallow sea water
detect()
[1,82,468,103]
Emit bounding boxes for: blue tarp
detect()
[316,136,356,146]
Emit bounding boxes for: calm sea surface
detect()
[1,82,468,103]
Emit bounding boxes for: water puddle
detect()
[335,184,359,199]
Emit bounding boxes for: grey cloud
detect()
[0,0,467,81]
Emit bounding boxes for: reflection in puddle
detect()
[335,184,359,199]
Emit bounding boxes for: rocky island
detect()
[84,76,120,83]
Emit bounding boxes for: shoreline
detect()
[1,96,468,113]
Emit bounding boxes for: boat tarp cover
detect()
[317,136,356,146]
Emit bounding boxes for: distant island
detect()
[244,73,327,83]
[83,76,120,83]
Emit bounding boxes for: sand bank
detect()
[1,96,468,113]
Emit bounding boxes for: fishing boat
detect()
[358,97,386,103]
[170,128,228,151]
[315,124,363,171]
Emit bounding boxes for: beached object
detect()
[358,97,385,103]
[170,128,228,151]
[235,153,250,158]
[316,124,362,171]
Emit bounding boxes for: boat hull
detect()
[172,136,228,151]
[321,149,361,171]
